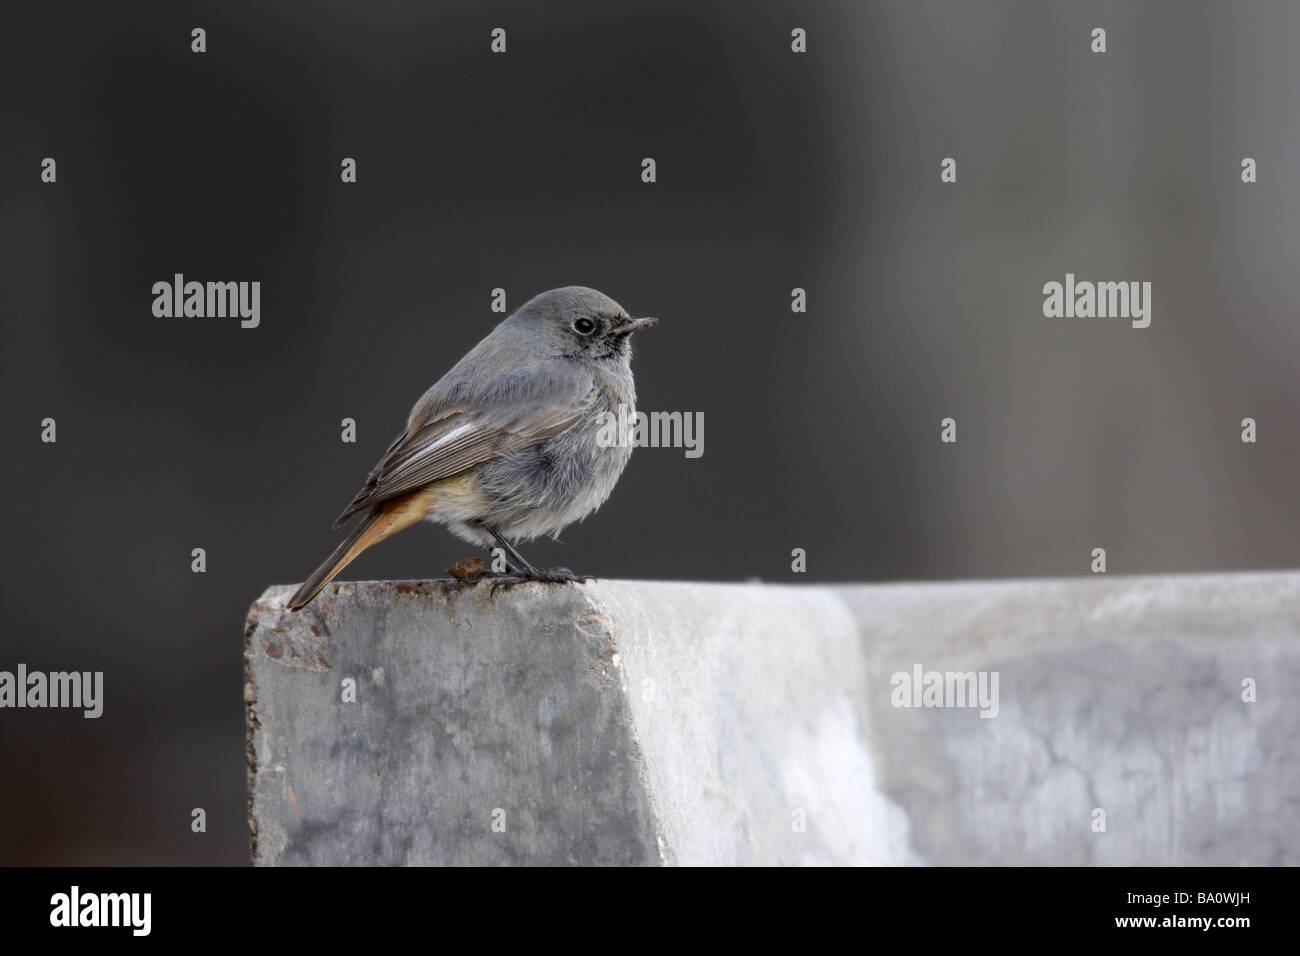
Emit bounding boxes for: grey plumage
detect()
[288,286,655,610]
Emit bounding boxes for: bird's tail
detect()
[287,491,430,611]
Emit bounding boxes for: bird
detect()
[287,286,656,611]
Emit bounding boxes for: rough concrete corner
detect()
[245,579,667,865]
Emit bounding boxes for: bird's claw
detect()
[527,567,593,584]
[479,567,592,593]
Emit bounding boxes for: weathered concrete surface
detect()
[839,572,1300,866]
[246,580,662,865]
[247,573,1300,866]
[594,581,915,865]
[246,578,893,865]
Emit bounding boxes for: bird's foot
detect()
[483,573,528,596]
[523,567,593,584]
[475,565,593,595]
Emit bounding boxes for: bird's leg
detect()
[476,527,527,594]
[488,528,540,576]
[486,528,593,584]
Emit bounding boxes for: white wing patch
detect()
[405,422,476,464]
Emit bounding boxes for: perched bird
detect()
[287,286,656,611]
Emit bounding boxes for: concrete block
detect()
[839,572,1300,865]
[246,573,1300,865]
[246,579,895,865]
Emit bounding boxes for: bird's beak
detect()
[605,316,659,337]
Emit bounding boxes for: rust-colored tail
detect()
[288,492,430,611]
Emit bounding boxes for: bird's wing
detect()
[334,369,596,526]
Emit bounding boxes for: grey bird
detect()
[287,286,656,611]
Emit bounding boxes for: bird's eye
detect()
[573,317,596,335]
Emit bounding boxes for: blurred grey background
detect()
[1,0,1297,863]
